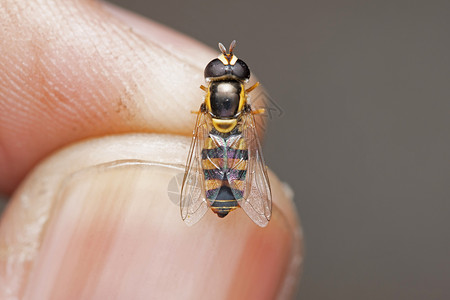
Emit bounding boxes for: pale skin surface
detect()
[0,1,303,299]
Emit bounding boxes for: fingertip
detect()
[0,134,302,299]
[0,1,212,192]
[101,2,217,66]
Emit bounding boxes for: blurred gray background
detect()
[105,1,449,299]
[101,0,450,299]
[3,0,449,299]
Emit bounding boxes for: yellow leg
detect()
[200,85,208,92]
[252,108,265,115]
[245,82,260,93]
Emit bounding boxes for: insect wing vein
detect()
[203,133,225,202]
[231,112,272,227]
[180,111,209,226]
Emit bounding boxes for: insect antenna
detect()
[228,40,237,54]
[218,42,227,55]
[218,40,237,62]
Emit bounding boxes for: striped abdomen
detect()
[202,133,248,218]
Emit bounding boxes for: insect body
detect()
[180,41,272,227]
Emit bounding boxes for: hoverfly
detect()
[180,41,272,227]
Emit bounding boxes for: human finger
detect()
[0,134,303,299]
[1,0,232,193]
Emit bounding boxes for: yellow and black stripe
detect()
[201,134,248,218]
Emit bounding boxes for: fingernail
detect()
[19,161,295,299]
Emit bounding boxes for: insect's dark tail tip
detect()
[216,211,229,218]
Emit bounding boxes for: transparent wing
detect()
[229,111,272,227]
[203,133,226,202]
[180,111,210,226]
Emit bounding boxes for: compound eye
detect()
[232,59,250,81]
[204,58,226,80]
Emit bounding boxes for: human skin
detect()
[0,1,303,299]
